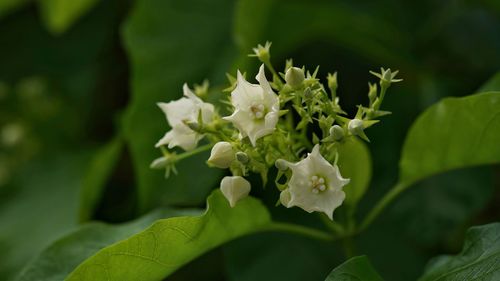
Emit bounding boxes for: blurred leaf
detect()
[38,0,99,35]
[418,223,500,281]
[65,190,271,280]
[14,208,198,281]
[0,0,31,18]
[337,138,372,208]
[478,72,500,92]
[79,136,123,222]
[122,0,237,211]
[325,256,384,281]
[224,232,343,281]
[0,152,91,280]
[399,92,500,187]
[234,0,412,67]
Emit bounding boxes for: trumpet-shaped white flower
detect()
[220,176,251,207]
[223,64,279,146]
[280,144,350,219]
[156,84,214,151]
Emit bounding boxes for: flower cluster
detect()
[152,42,401,220]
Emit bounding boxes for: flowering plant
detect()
[152,42,401,222]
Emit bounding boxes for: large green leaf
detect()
[399,92,500,187]
[337,138,372,208]
[79,137,123,222]
[15,208,198,281]
[0,152,91,280]
[418,223,500,281]
[122,0,238,211]
[38,0,100,34]
[324,256,384,281]
[64,190,271,280]
[478,72,500,92]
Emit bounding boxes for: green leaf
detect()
[418,223,500,281]
[337,137,372,207]
[0,0,31,18]
[38,0,100,35]
[399,92,500,187]
[65,190,271,280]
[15,208,198,281]
[122,0,237,211]
[325,256,384,281]
[79,137,123,222]
[0,152,90,280]
[478,72,500,92]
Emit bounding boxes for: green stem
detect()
[318,213,345,234]
[173,144,212,162]
[342,236,355,258]
[358,182,408,232]
[264,60,281,82]
[264,222,336,242]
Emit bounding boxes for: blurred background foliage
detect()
[0,0,498,280]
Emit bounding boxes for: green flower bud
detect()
[368,82,377,103]
[329,125,345,141]
[303,87,313,100]
[285,67,305,89]
[236,151,250,164]
[208,141,234,169]
[250,41,272,62]
[183,120,200,132]
[150,156,168,169]
[327,72,338,91]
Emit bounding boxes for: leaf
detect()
[38,0,100,35]
[14,208,198,281]
[399,92,500,187]
[64,190,271,280]
[418,223,500,281]
[325,256,384,281]
[122,0,237,211]
[337,138,372,207]
[224,232,344,281]
[478,72,500,92]
[0,152,91,280]
[79,137,123,222]
[0,0,31,18]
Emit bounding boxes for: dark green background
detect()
[0,0,499,280]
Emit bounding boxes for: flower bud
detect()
[285,67,305,89]
[251,42,271,62]
[235,151,249,164]
[329,125,344,141]
[368,82,377,103]
[150,156,168,169]
[220,176,251,207]
[275,159,289,171]
[348,119,364,136]
[303,87,313,100]
[184,120,200,132]
[327,72,338,91]
[208,141,234,169]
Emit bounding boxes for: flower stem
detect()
[264,222,336,242]
[358,181,409,232]
[173,144,212,162]
[318,213,345,234]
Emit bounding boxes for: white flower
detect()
[220,176,251,207]
[208,141,234,169]
[281,144,349,219]
[223,64,279,146]
[156,84,214,151]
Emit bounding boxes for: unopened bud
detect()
[275,159,289,171]
[208,141,234,169]
[303,87,313,100]
[327,72,338,91]
[251,42,272,62]
[348,119,364,136]
[368,83,377,102]
[220,176,251,207]
[150,157,168,169]
[235,151,249,164]
[285,67,305,89]
[329,125,344,141]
